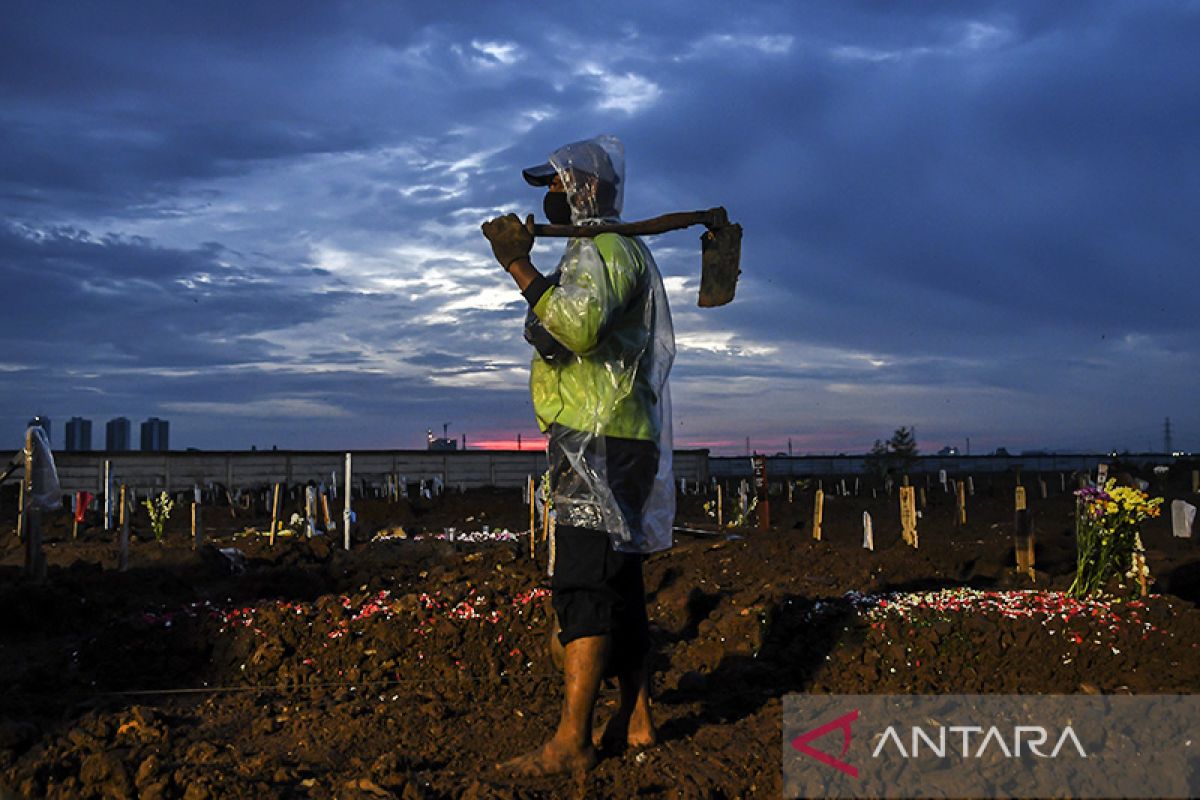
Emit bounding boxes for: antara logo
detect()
[872,725,1087,759]
[791,709,1089,779]
[790,709,860,778]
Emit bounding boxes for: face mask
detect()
[543,191,572,225]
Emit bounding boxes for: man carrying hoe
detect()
[481,135,676,776]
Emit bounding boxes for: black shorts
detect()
[548,429,658,670]
[552,526,649,671]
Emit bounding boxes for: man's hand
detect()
[481,213,535,270]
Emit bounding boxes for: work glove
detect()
[481,213,535,270]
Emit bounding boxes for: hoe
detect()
[533,207,742,307]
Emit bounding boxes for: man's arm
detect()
[505,257,537,292]
[528,234,642,355]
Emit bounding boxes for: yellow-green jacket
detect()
[523,232,658,440]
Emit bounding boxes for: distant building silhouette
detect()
[27,415,50,443]
[140,417,170,452]
[427,426,457,451]
[106,417,131,451]
[65,417,92,452]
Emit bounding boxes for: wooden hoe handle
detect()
[532,207,730,238]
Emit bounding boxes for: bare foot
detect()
[594,712,657,752]
[626,712,657,749]
[496,738,597,777]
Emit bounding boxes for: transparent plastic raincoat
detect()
[25,426,61,510]
[523,136,675,554]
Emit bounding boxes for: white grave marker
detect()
[862,511,874,551]
[1172,499,1196,538]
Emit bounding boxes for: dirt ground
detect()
[2,464,1199,798]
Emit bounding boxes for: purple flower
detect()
[1074,486,1111,503]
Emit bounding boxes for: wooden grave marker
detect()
[812,489,824,541]
[192,501,203,550]
[1014,508,1035,580]
[269,483,281,546]
[118,484,130,573]
[900,486,918,548]
[321,492,333,531]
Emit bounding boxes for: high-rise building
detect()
[105,417,131,451]
[140,417,170,452]
[65,417,92,452]
[27,415,50,443]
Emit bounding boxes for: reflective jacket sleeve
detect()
[530,233,642,355]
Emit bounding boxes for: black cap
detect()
[521,162,558,187]
[521,141,619,189]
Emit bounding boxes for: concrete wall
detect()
[709,453,1177,480]
[6,447,1177,497]
[11,449,711,495]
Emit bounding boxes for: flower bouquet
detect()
[1068,479,1162,598]
[142,491,174,542]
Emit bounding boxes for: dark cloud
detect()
[2,1,1197,453]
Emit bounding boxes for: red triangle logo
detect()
[790,709,859,778]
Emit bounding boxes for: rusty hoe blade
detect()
[698,209,742,308]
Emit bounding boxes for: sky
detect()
[2,1,1198,456]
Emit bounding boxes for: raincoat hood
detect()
[524,135,625,224]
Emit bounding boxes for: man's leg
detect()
[597,657,657,750]
[595,554,657,750]
[497,634,609,776]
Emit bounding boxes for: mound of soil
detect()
[2,470,1199,798]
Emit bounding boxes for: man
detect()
[481,135,676,776]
